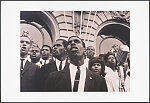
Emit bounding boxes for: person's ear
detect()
[83,48,87,56]
[65,49,68,55]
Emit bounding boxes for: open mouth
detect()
[42,54,46,57]
[94,69,99,72]
[70,47,78,52]
[32,54,36,57]
[31,55,36,58]
[21,47,26,51]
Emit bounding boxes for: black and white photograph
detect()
[1,1,149,102]
[20,11,130,92]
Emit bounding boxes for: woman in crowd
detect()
[88,57,106,77]
[104,52,126,92]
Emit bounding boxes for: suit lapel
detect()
[84,69,93,91]
[22,60,30,74]
[51,61,58,71]
[61,62,72,91]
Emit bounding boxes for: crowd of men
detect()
[20,33,130,92]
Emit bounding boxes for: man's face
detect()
[107,55,116,67]
[67,37,85,58]
[87,46,95,59]
[41,46,50,60]
[30,46,41,60]
[20,36,31,55]
[52,40,66,58]
[91,62,102,74]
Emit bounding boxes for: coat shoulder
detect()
[27,61,40,70]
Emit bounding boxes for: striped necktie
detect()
[59,61,62,71]
[73,66,80,92]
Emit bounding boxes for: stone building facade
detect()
[20,11,130,56]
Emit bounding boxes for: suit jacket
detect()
[21,60,40,92]
[39,60,58,91]
[44,62,108,92]
[41,59,58,76]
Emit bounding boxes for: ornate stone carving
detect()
[109,11,130,23]
[74,11,84,36]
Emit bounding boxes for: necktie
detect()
[44,60,46,65]
[59,61,62,71]
[20,58,24,71]
[73,66,80,92]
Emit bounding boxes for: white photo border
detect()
[1,1,149,102]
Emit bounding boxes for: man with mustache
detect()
[20,33,40,92]
[44,36,108,92]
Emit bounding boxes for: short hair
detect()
[89,57,106,77]
[42,45,52,53]
[67,36,86,48]
[56,39,67,49]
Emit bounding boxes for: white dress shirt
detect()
[69,63,87,92]
[84,57,89,68]
[35,61,42,68]
[41,59,50,65]
[55,58,66,71]
[28,57,42,67]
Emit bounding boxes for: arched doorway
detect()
[20,11,59,48]
[96,20,130,55]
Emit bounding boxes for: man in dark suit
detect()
[20,31,40,92]
[40,39,68,91]
[45,36,108,92]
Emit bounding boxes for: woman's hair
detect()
[88,57,106,77]
[104,52,118,68]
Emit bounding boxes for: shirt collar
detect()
[55,58,66,64]
[35,61,42,67]
[20,57,28,63]
[41,59,50,64]
[70,62,87,71]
